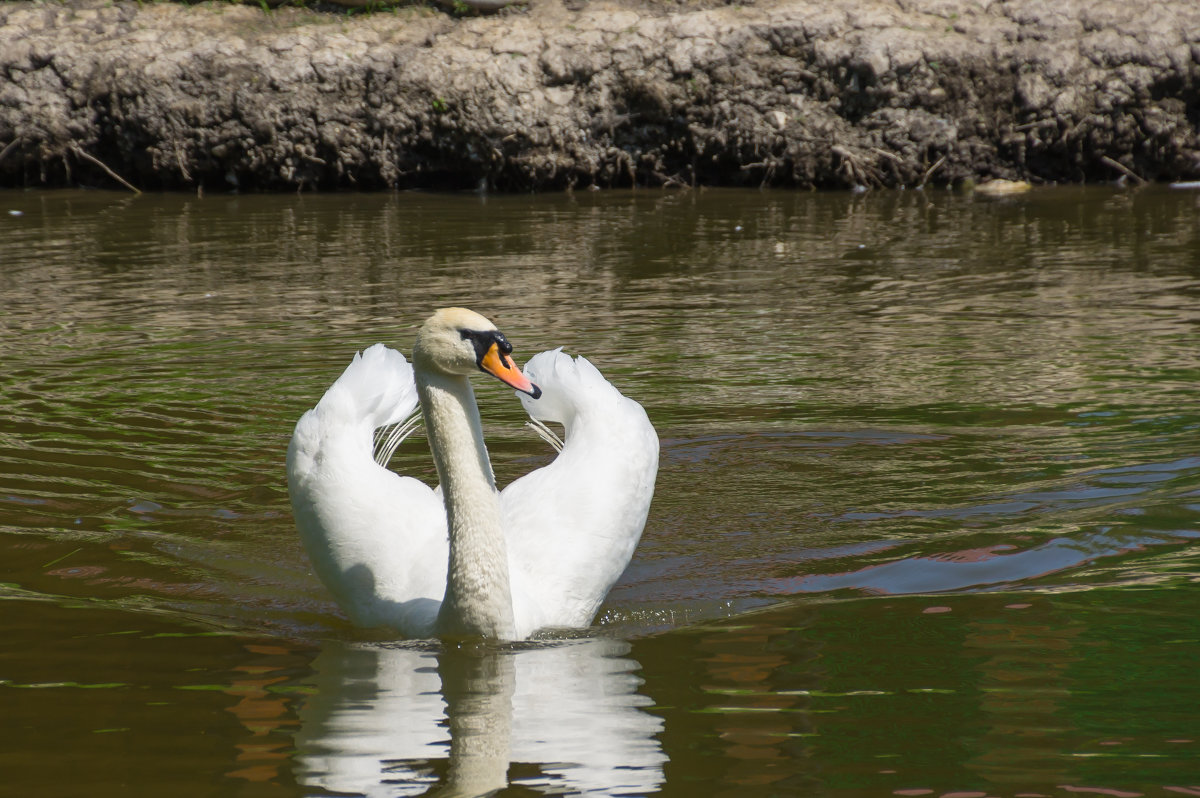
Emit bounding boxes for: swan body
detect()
[286,308,658,641]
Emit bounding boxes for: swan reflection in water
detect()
[293,636,666,797]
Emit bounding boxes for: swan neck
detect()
[417,369,516,640]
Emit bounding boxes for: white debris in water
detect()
[975,179,1032,195]
[8,210,22,216]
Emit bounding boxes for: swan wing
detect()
[500,350,658,636]
[287,344,447,636]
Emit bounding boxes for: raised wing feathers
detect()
[502,350,659,635]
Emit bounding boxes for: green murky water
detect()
[1,186,1198,797]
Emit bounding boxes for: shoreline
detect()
[2,0,1198,193]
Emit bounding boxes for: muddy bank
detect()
[1,0,1198,192]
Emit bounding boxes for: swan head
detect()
[414,308,542,399]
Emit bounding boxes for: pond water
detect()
[1,186,1198,798]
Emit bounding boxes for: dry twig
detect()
[0,138,20,164]
[70,144,141,194]
[1100,155,1146,185]
[919,155,946,188]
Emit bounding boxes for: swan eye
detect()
[460,329,512,365]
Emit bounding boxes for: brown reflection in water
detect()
[695,626,816,794]
[223,643,305,786]
[964,604,1082,788]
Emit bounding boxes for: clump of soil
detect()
[1,0,1197,191]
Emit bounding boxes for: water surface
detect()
[1,186,1198,797]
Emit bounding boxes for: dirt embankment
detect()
[1,0,1198,192]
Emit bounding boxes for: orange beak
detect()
[480,342,542,398]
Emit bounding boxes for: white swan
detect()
[286,307,658,641]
